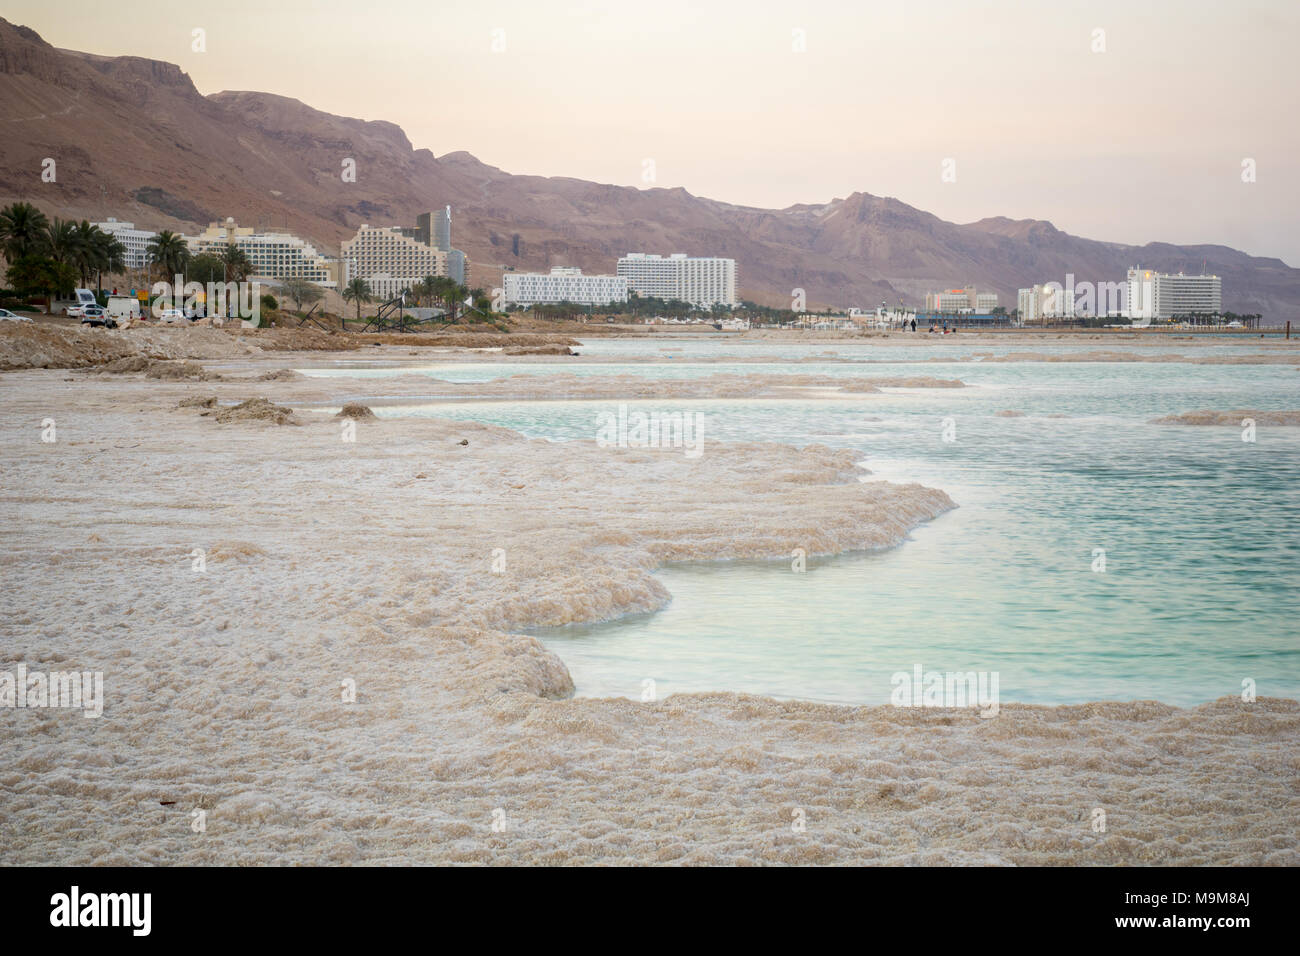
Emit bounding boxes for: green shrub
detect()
[261,293,279,311]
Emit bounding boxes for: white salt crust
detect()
[1,362,1297,865]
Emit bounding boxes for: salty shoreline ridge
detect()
[2,331,1298,865]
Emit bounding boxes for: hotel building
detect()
[503,267,630,307]
[616,253,737,308]
[1126,267,1222,321]
[1017,284,1075,323]
[93,218,158,271]
[924,288,999,312]
[185,219,336,287]
[342,207,469,299]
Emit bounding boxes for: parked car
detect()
[157,309,187,324]
[79,306,119,328]
[61,288,99,317]
[0,308,33,322]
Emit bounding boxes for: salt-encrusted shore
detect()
[2,343,1297,866]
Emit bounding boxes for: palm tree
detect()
[441,282,467,323]
[44,218,78,268]
[147,231,191,280]
[0,202,50,262]
[341,278,372,328]
[70,221,106,286]
[416,275,439,309]
[218,243,252,282]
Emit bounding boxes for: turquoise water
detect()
[303,341,1300,706]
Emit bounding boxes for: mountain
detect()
[2,17,1296,318]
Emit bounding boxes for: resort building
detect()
[1016,284,1074,323]
[185,219,336,287]
[924,288,998,312]
[1125,267,1221,321]
[503,267,630,307]
[342,207,470,297]
[343,226,450,291]
[1016,287,1038,324]
[93,218,157,271]
[616,253,737,308]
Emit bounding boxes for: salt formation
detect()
[0,349,1296,866]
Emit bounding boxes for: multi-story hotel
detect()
[343,226,449,294]
[185,219,336,287]
[1016,287,1038,324]
[93,218,158,271]
[342,207,470,298]
[924,288,999,312]
[1017,284,1074,323]
[616,253,737,308]
[503,267,630,307]
[1125,267,1222,321]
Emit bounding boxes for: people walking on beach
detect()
[910,318,916,332]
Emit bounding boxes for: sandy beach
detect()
[2,325,1298,865]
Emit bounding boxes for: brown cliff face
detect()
[1,17,1295,315]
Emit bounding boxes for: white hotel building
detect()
[1126,267,1222,322]
[93,218,158,271]
[616,253,737,308]
[503,267,630,307]
[1017,284,1075,323]
[186,219,337,287]
[341,225,452,301]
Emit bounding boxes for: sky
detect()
[8,0,1299,264]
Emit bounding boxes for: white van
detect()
[107,297,142,323]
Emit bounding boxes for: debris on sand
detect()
[458,438,469,446]
[207,540,268,562]
[335,402,377,420]
[99,356,218,380]
[996,409,1026,417]
[258,368,302,381]
[214,398,297,425]
[178,396,218,409]
[147,360,217,381]
[99,356,153,373]
[0,323,255,370]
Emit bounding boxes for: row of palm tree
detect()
[0,202,129,294]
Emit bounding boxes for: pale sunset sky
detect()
[8,0,1298,263]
